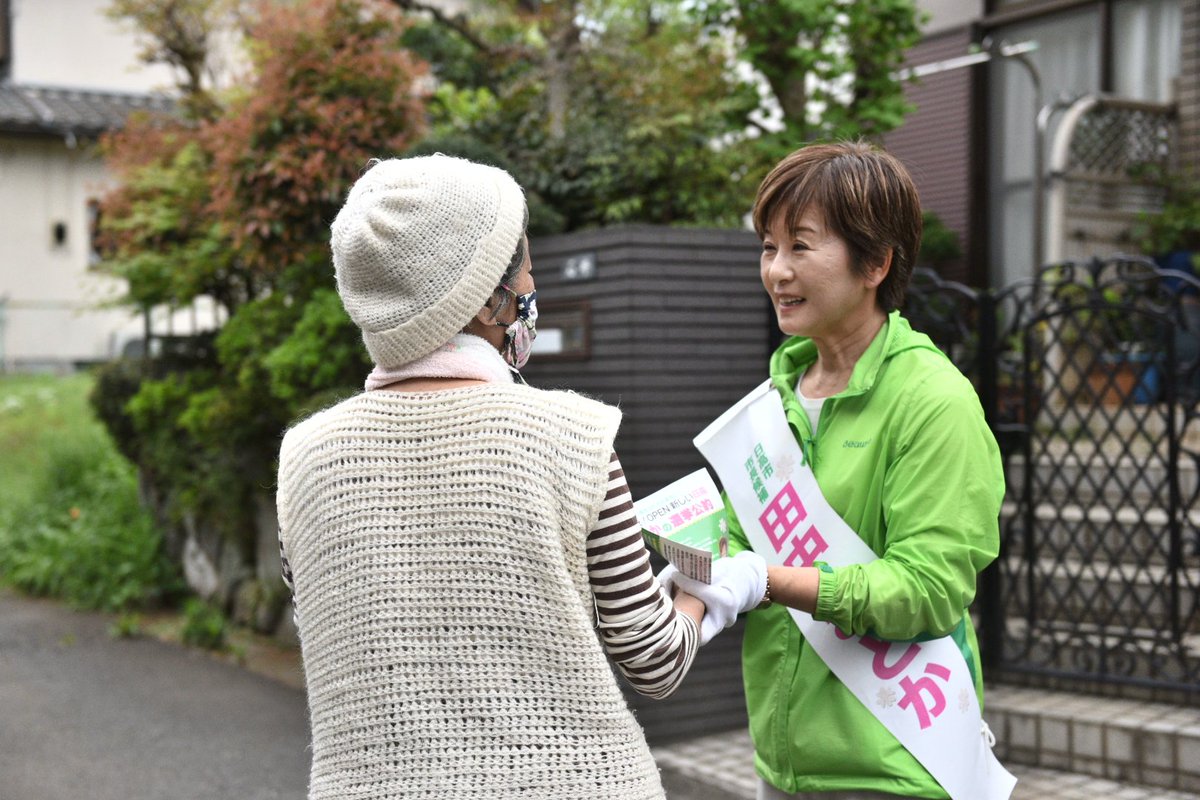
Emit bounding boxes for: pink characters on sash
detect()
[759,482,829,567]
[760,480,952,732]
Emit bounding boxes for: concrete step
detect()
[1002,553,1200,631]
[1001,500,1200,568]
[1005,452,1200,514]
[998,616,1200,687]
[986,683,1200,794]
[650,713,1200,799]
[1032,400,1200,460]
[1006,766,1200,799]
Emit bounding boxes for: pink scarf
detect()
[364,334,513,391]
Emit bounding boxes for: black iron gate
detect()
[903,256,1200,699]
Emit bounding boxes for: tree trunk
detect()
[543,2,579,140]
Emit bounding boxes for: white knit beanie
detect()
[331,154,527,368]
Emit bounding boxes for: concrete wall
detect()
[0,134,222,370]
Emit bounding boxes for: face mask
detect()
[496,287,538,369]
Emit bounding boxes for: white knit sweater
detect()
[276,384,667,800]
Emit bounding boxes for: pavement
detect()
[0,588,729,800]
[651,727,1200,799]
[5,586,1199,800]
[0,588,310,800]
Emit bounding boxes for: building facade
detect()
[0,0,219,371]
[885,0,1196,288]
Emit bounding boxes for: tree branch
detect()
[746,116,774,136]
[386,0,498,56]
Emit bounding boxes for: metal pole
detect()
[1006,49,1046,280]
[897,39,1044,283]
[976,288,1004,670]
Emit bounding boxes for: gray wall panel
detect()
[522,226,767,742]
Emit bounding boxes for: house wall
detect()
[0,0,235,370]
[0,0,152,370]
[0,131,221,370]
[0,135,142,369]
[7,0,177,92]
[892,0,1195,287]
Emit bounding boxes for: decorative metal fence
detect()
[903,256,1200,699]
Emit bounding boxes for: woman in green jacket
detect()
[666,141,1004,798]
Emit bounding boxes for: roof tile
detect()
[0,82,175,138]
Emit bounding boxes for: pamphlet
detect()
[634,468,728,583]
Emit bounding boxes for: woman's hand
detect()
[659,551,768,644]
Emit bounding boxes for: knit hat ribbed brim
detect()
[331,154,527,368]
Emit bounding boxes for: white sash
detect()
[693,380,1015,800]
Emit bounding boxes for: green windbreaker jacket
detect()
[725,312,1004,798]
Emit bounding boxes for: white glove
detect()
[663,551,768,645]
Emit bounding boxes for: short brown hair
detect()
[752,141,922,313]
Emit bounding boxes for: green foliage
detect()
[691,0,923,149]
[403,0,762,229]
[405,132,567,234]
[402,0,920,229]
[1134,171,1200,256]
[528,44,757,228]
[109,612,144,639]
[918,211,963,268]
[401,20,494,89]
[97,133,238,311]
[206,0,426,275]
[181,598,228,650]
[263,288,372,403]
[92,0,429,550]
[0,375,181,612]
[1044,265,1141,349]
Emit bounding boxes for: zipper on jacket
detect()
[799,435,815,467]
[803,398,834,468]
[784,403,817,468]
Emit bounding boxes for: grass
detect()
[0,372,301,680]
[0,373,97,506]
[0,372,181,611]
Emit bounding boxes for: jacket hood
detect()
[769,311,945,399]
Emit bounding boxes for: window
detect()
[87,198,102,267]
[988,7,1102,287]
[985,0,1182,286]
[1113,0,1182,101]
[530,299,591,361]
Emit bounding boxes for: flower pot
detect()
[1086,351,1160,405]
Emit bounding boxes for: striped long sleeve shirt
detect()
[586,454,699,699]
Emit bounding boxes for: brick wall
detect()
[0,0,10,80]
[883,26,976,284]
[1180,0,1200,176]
